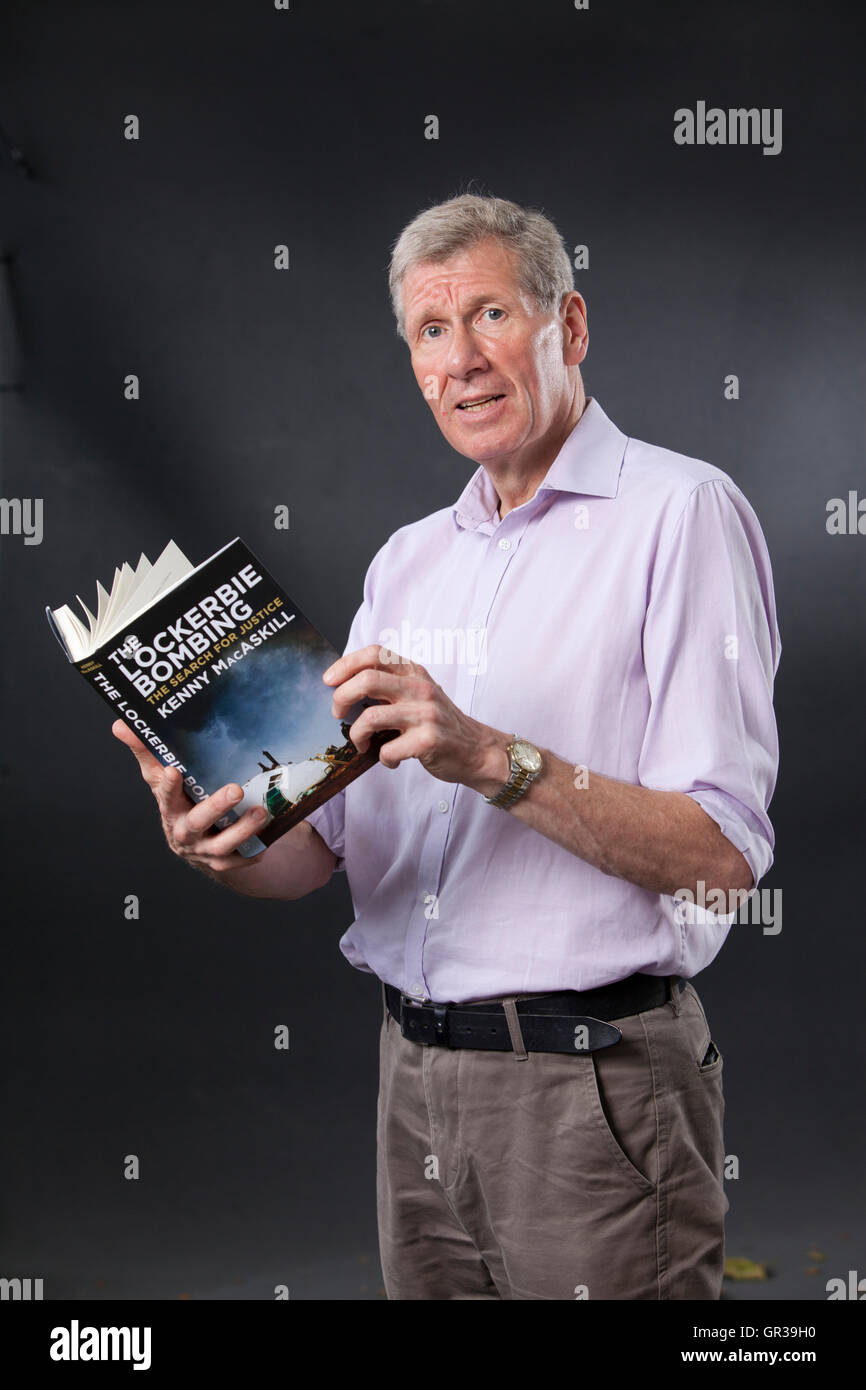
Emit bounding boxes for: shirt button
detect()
[437,799,449,813]
[410,982,425,998]
[498,538,512,551]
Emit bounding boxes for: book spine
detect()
[74,656,265,858]
[44,605,72,659]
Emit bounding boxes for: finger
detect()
[154,763,196,815]
[331,667,415,719]
[188,805,271,858]
[112,718,170,787]
[373,729,428,769]
[201,849,267,873]
[348,702,410,754]
[322,644,420,687]
[182,782,254,838]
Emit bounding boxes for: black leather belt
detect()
[385,974,687,1054]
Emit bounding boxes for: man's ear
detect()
[561,291,588,365]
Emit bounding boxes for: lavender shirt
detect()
[306,397,781,1003]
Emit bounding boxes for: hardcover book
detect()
[46,537,392,856]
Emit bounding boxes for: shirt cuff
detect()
[685,787,774,893]
[303,799,346,873]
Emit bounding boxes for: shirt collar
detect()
[451,396,627,532]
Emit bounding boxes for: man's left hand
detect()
[322,644,509,794]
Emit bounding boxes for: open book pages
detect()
[49,540,196,661]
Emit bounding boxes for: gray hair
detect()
[388,193,575,343]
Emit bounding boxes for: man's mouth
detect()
[456,394,505,413]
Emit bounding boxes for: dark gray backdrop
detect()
[1,0,863,1300]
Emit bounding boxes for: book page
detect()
[49,539,246,660]
[95,541,192,649]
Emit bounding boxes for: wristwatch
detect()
[482,735,544,810]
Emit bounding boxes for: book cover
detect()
[46,537,393,856]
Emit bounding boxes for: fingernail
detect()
[322,666,334,681]
[228,786,243,802]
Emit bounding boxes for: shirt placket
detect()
[401,502,541,1001]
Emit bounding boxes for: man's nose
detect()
[445,323,489,377]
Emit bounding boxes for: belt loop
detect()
[381,981,388,1025]
[502,998,529,1060]
[668,975,683,1016]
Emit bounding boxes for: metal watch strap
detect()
[483,735,537,810]
[487,763,532,809]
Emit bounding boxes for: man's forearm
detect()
[199,820,338,900]
[467,729,754,899]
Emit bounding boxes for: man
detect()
[114,194,781,1300]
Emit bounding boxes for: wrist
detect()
[465,727,512,798]
[479,732,546,809]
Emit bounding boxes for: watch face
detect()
[512,739,542,774]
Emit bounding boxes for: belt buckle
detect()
[398,992,418,1034]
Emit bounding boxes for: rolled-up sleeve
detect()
[305,789,347,872]
[637,478,782,891]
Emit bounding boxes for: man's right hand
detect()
[111,719,338,898]
[112,719,268,875]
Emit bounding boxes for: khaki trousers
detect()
[376,979,728,1300]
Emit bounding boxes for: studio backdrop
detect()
[1,0,863,1301]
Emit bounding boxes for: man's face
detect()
[401,236,585,466]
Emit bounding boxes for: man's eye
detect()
[482,308,504,322]
[421,325,442,339]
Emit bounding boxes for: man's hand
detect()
[323,645,510,795]
[111,719,269,874]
